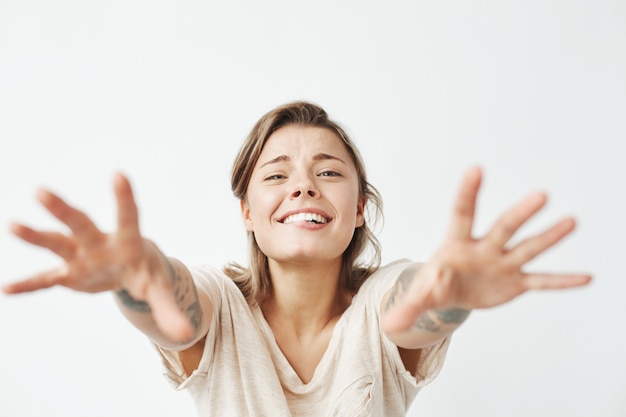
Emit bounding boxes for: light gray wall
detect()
[1,1,624,416]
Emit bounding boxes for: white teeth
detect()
[283,213,328,224]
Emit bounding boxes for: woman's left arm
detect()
[381,167,592,349]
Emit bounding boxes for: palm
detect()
[4,174,147,294]
[385,167,591,332]
[54,233,146,294]
[3,174,194,342]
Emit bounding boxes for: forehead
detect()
[259,125,352,161]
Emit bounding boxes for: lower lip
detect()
[282,220,329,230]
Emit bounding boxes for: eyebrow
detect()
[259,153,346,168]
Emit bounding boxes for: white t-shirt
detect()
[155,259,450,416]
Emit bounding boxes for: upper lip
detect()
[277,208,333,223]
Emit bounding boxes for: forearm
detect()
[114,256,212,350]
[381,262,470,349]
[384,305,469,349]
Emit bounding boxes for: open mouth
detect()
[281,212,330,225]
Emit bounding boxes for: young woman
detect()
[3,101,591,416]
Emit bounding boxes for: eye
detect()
[264,174,286,181]
[319,170,342,177]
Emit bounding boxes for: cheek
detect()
[341,191,362,222]
[246,190,280,227]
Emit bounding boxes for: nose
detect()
[292,189,316,198]
[291,174,319,199]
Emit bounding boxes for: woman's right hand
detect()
[3,173,195,342]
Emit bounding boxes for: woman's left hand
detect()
[383,167,592,333]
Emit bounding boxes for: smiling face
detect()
[241,125,365,268]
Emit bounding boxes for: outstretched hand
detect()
[3,174,194,342]
[383,167,592,333]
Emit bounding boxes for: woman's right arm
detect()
[2,173,213,351]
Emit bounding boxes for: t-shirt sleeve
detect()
[362,260,451,389]
[152,265,224,390]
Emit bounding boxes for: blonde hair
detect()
[224,101,382,305]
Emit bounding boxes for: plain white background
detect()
[1,1,624,416]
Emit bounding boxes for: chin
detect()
[269,249,343,266]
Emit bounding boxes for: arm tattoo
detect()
[115,288,151,313]
[116,255,204,336]
[413,311,439,332]
[435,307,470,324]
[186,300,203,331]
[412,308,470,333]
[385,263,421,312]
[162,254,203,335]
[384,263,470,333]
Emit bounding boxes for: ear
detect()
[355,196,366,228]
[240,199,255,231]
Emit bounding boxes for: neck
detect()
[262,258,350,336]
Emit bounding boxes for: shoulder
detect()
[374,259,417,276]
[354,259,418,303]
[360,259,416,289]
[188,264,233,293]
[186,265,251,314]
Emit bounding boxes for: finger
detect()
[2,266,69,294]
[10,222,76,260]
[507,217,576,265]
[447,166,482,240]
[37,189,104,247]
[113,173,141,242]
[145,283,195,342]
[522,273,592,290]
[485,192,547,248]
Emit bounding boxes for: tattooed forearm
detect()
[435,307,470,324]
[115,254,204,338]
[186,300,203,331]
[412,308,470,333]
[384,263,470,335]
[116,288,151,313]
[162,254,203,335]
[385,263,421,312]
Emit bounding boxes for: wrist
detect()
[115,288,151,313]
[413,307,470,333]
